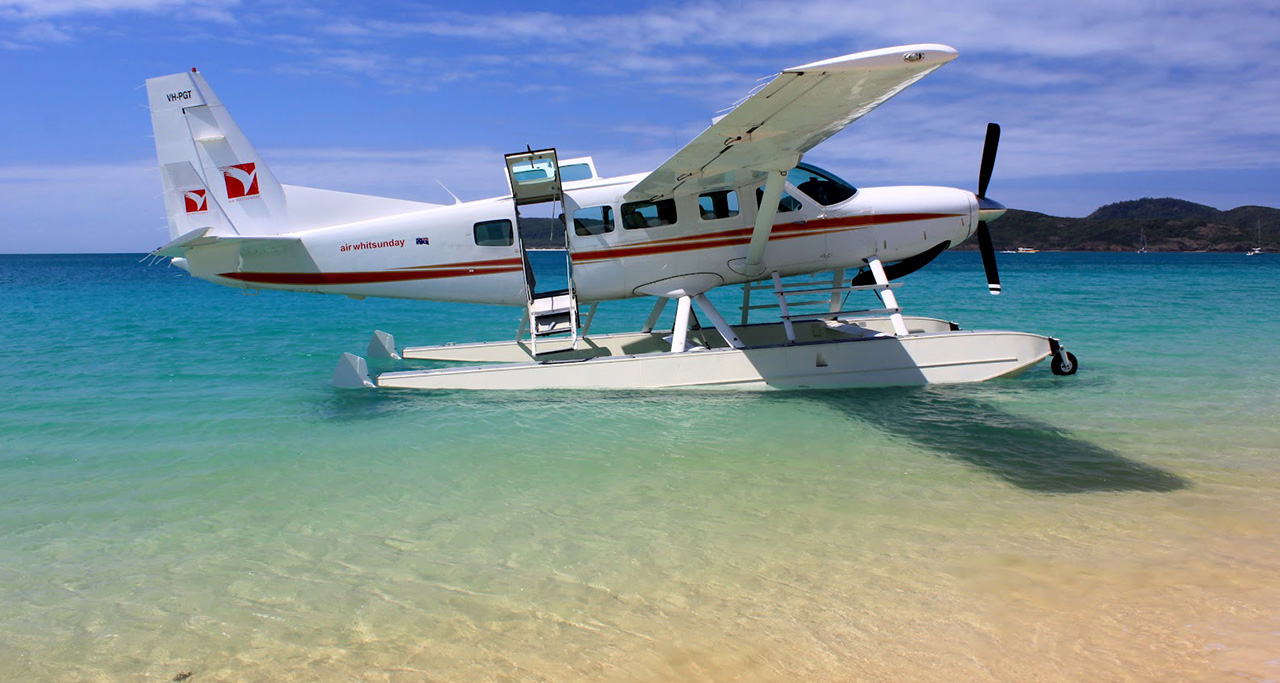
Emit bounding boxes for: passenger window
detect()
[473,219,514,247]
[620,198,677,229]
[573,205,615,236]
[755,188,802,213]
[698,190,739,220]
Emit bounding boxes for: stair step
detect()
[526,287,579,352]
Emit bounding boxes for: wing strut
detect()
[743,168,789,277]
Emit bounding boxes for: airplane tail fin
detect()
[146,69,290,240]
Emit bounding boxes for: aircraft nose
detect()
[977,194,1006,222]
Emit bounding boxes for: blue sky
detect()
[1,0,1277,253]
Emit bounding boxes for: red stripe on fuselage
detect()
[220,257,524,286]
[385,257,524,271]
[570,212,958,263]
[217,212,958,285]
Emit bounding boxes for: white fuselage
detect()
[184,172,978,306]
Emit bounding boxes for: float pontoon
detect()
[334,264,1078,391]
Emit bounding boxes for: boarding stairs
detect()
[502,145,586,356]
[525,288,580,355]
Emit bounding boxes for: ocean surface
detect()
[1,251,1278,682]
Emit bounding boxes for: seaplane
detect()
[145,43,1080,391]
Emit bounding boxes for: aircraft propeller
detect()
[975,122,1006,295]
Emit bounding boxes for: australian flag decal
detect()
[415,237,430,245]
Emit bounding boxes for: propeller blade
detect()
[976,220,1001,295]
[977,122,1001,198]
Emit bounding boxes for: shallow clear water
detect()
[1,252,1278,681]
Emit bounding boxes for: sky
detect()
[1,0,1278,253]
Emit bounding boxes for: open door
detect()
[504,148,579,354]
[505,148,562,207]
[504,148,561,296]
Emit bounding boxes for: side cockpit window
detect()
[787,163,856,206]
[755,188,803,213]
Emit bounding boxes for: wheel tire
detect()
[1051,351,1079,376]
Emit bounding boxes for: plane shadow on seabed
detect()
[795,386,1189,494]
[319,372,1187,495]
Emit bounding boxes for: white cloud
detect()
[14,20,71,42]
[0,0,180,15]
[246,0,1280,168]
[0,0,237,29]
[315,1,1278,71]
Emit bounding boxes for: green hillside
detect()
[516,217,565,249]
[969,198,1278,252]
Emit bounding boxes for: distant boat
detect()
[1015,247,1039,254]
[1247,220,1264,256]
[1137,228,1148,254]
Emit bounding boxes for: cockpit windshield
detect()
[787,163,857,206]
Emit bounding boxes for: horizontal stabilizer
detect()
[152,227,300,258]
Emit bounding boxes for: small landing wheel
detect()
[1051,351,1078,376]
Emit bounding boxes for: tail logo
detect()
[221,162,259,199]
[183,188,208,213]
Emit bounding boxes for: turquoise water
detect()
[1,252,1278,681]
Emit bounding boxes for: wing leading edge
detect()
[624,44,958,202]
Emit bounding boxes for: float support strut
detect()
[671,295,693,353]
[642,297,669,333]
[693,293,744,349]
[868,257,910,336]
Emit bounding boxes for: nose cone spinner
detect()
[977,195,1007,223]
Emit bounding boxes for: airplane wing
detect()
[624,44,958,202]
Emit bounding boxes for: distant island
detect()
[958,198,1276,253]
[518,198,1277,252]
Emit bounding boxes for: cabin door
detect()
[504,148,564,294]
[504,147,562,206]
[503,148,579,352]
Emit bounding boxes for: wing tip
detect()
[785,44,958,73]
